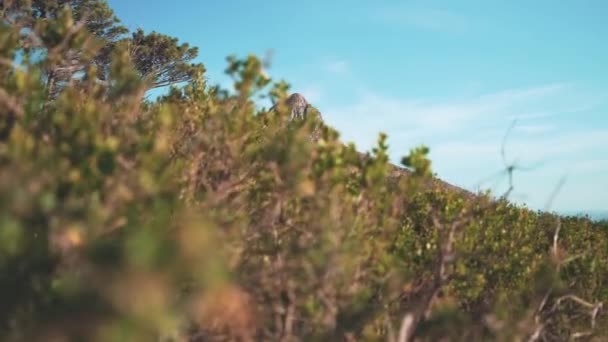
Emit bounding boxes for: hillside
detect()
[286,94,476,200]
[1,2,607,341]
[271,93,474,198]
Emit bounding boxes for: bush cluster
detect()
[1,2,606,341]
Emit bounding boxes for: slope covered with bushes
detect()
[1,2,606,341]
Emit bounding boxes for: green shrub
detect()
[0,2,606,341]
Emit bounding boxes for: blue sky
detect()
[108,0,608,215]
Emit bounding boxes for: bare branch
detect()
[544,176,567,212]
[554,295,600,310]
[499,120,517,199]
[397,314,415,342]
[500,119,517,168]
[0,87,24,118]
[552,220,561,262]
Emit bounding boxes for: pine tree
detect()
[124,28,205,90]
[1,0,204,96]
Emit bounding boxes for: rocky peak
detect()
[285,93,309,121]
[269,93,324,141]
[271,93,323,122]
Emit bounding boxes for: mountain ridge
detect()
[282,93,476,199]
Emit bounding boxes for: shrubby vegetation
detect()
[1,1,606,341]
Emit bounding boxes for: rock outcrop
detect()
[271,93,324,141]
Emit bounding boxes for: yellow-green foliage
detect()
[0,3,607,341]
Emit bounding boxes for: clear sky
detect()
[108,0,607,215]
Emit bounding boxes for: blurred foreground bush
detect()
[1,2,607,341]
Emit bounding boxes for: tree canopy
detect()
[1,0,203,96]
[126,28,205,89]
